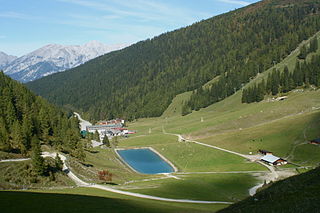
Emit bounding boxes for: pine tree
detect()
[257,81,265,101]
[31,136,45,176]
[281,66,290,93]
[102,136,111,148]
[38,107,50,142]
[21,114,33,151]
[55,153,63,171]
[310,37,318,53]
[11,120,27,154]
[241,89,248,103]
[73,142,86,162]
[271,72,280,95]
[94,130,100,142]
[298,44,308,59]
[0,117,11,151]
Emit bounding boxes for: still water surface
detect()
[117,148,174,174]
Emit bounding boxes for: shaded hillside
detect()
[0,189,222,213]
[27,0,320,121]
[218,167,320,213]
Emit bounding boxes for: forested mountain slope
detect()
[27,0,320,121]
[0,72,81,157]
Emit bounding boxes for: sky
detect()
[0,0,259,56]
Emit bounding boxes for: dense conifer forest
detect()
[27,0,320,121]
[0,72,83,160]
[183,36,319,113]
[241,37,319,103]
[242,54,320,103]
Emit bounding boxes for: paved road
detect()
[1,152,233,204]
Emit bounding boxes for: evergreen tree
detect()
[257,80,266,101]
[21,114,33,151]
[241,89,248,103]
[271,72,280,95]
[310,37,318,53]
[102,136,111,148]
[94,130,100,142]
[31,136,45,176]
[281,66,290,93]
[298,44,308,59]
[0,117,10,151]
[55,153,63,171]
[73,142,86,162]
[11,120,27,154]
[38,107,50,142]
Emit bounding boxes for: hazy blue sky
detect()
[0,0,259,56]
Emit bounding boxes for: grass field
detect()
[0,188,226,213]
[123,173,258,202]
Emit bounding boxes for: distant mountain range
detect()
[0,52,17,70]
[0,41,127,82]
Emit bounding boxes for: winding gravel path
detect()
[162,128,279,195]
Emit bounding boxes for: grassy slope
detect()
[0,188,226,213]
[0,160,75,190]
[218,166,320,213]
[122,173,258,202]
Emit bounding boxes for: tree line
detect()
[242,40,320,103]
[182,35,319,115]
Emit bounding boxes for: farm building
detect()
[258,149,273,155]
[87,123,123,133]
[260,154,287,166]
[310,138,320,145]
[97,118,125,126]
[86,119,136,141]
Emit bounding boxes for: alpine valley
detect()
[1,0,320,213]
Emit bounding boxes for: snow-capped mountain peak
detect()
[0,51,17,70]
[3,41,128,82]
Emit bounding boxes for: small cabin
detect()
[310,138,320,145]
[258,149,273,155]
[260,154,287,166]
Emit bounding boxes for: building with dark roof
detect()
[310,138,320,145]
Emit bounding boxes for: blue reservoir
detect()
[117,148,174,174]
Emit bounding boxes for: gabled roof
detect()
[260,154,280,163]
